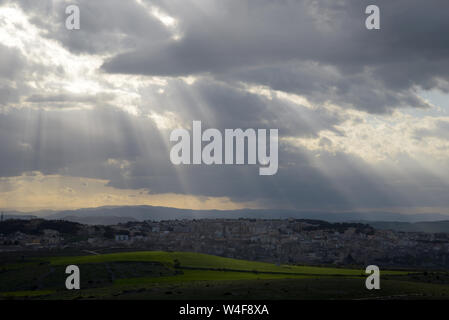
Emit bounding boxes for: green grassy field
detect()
[115,270,315,286]
[47,251,405,276]
[0,250,448,300]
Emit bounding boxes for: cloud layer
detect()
[0,0,449,213]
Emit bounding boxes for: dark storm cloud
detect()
[0,45,25,78]
[0,107,166,178]
[110,147,354,209]
[143,78,345,138]
[0,44,28,105]
[102,0,449,113]
[104,138,449,209]
[11,0,171,54]
[223,62,432,114]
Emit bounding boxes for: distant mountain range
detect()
[2,205,449,231]
[362,221,449,234]
[49,215,137,225]
[1,214,38,221]
[46,205,449,223]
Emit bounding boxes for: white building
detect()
[115,234,129,241]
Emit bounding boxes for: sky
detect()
[0,0,449,215]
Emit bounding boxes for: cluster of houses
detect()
[1,218,449,268]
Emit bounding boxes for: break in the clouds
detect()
[0,0,449,214]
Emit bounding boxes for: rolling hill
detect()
[44,205,449,225]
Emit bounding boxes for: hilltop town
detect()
[1,218,449,269]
